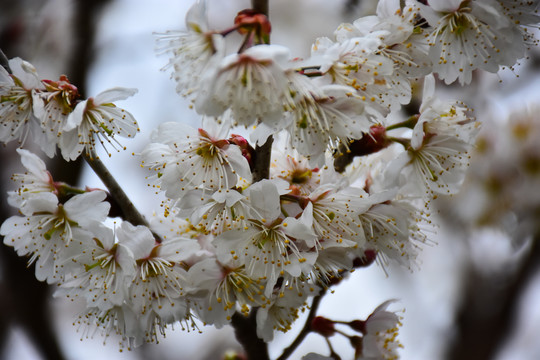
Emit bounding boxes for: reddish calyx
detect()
[334,124,392,173]
[229,133,254,165]
[234,9,271,44]
[42,75,80,113]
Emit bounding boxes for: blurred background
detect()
[1,0,540,359]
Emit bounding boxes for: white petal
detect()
[64,191,110,225]
[64,99,87,131]
[94,87,138,104]
[117,222,156,259]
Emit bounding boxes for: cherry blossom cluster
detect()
[0,57,138,160]
[1,0,539,359]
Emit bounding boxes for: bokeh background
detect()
[2,0,540,359]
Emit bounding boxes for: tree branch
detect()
[231,311,270,360]
[445,234,540,360]
[83,153,149,228]
[0,48,11,73]
[277,288,327,360]
[252,135,274,182]
[251,0,269,15]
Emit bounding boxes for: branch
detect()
[277,288,327,360]
[231,311,270,360]
[83,153,149,228]
[445,234,540,360]
[251,0,269,15]
[343,0,361,15]
[0,49,11,73]
[252,135,274,182]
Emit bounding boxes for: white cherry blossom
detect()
[32,75,79,156]
[419,0,526,84]
[0,58,44,148]
[141,122,251,200]
[195,44,290,132]
[60,87,139,160]
[7,148,55,209]
[156,0,225,98]
[1,190,110,283]
[285,72,369,167]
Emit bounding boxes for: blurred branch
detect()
[445,235,540,360]
[251,0,269,15]
[344,0,361,15]
[0,1,110,359]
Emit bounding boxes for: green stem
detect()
[388,137,410,149]
[385,115,419,131]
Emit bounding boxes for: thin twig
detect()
[83,152,149,227]
[0,49,12,73]
[277,288,328,360]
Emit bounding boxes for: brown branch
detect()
[277,289,327,360]
[251,0,269,15]
[83,153,149,228]
[251,135,274,182]
[231,311,270,360]
[0,48,11,73]
[445,234,540,360]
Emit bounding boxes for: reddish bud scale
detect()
[229,134,254,165]
[311,316,336,337]
[43,75,79,101]
[234,9,272,36]
[334,125,391,173]
[42,75,80,114]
